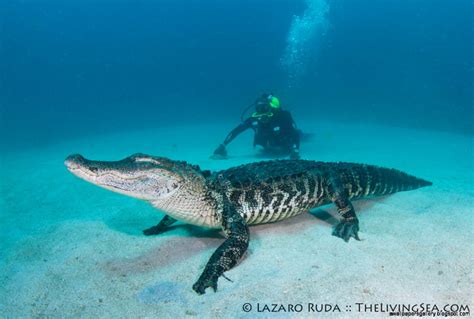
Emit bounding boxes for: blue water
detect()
[1,0,472,150]
[1,1,473,317]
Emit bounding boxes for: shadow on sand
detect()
[102,198,381,277]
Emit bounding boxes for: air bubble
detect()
[281,0,330,88]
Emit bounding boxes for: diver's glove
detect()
[289,148,300,160]
[212,144,228,159]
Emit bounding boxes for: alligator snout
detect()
[64,154,86,170]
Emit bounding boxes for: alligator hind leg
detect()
[143,215,177,236]
[328,174,360,242]
[193,198,249,294]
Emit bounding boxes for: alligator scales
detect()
[65,153,431,294]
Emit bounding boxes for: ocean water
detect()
[1,0,473,318]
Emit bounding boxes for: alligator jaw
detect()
[64,154,146,195]
[64,154,139,197]
[65,153,176,200]
[65,154,99,183]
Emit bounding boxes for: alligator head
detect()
[65,153,202,201]
[65,153,220,227]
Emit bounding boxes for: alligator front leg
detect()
[193,201,249,294]
[328,173,360,242]
[143,215,177,236]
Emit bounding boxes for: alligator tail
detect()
[334,163,432,199]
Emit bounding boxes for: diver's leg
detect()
[328,174,360,242]
[192,199,249,294]
[143,215,177,236]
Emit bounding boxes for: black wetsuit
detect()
[223,110,300,154]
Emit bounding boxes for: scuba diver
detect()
[212,94,301,159]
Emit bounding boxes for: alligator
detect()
[64,153,432,294]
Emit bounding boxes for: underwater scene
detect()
[1,0,473,318]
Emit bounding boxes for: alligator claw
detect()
[192,276,218,295]
[332,219,360,242]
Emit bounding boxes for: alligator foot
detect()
[143,225,167,236]
[332,218,360,242]
[142,215,177,236]
[192,274,218,295]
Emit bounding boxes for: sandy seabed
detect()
[0,120,472,318]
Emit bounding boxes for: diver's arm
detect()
[222,119,253,146]
[212,119,253,158]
